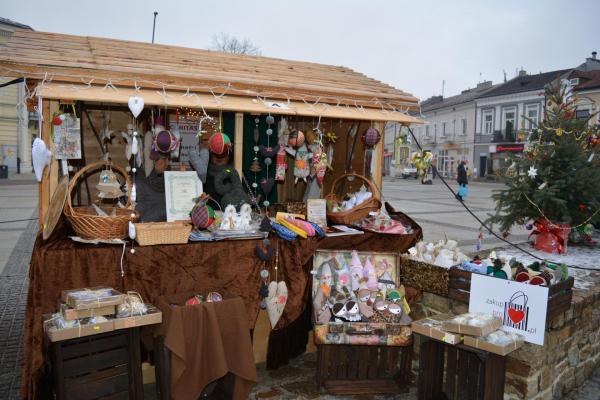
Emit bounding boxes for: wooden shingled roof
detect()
[0,30,419,111]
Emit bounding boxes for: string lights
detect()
[3,65,418,121]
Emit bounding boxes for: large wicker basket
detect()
[64,161,137,240]
[326,173,381,225]
[134,222,192,246]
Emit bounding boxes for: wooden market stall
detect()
[0,29,425,399]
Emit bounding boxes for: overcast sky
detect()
[3,0,599,101]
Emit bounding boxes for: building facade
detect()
[0,18,33,172]
[473,69,570,178]
[410,81,495,178]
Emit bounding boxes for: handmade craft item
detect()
[362,127,381,177]
[275,144,287,181]
[32,138,52,182]
[286,143,312,183]
[209,132,231,156]
[190,195,216,229]
[288,129,305,148]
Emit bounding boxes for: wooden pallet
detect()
[417,335,506,400]
[51,328,143,400]
[448,268,574,321]
[316,344,412,395]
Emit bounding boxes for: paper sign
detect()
[164,171,203,222]
[469,274,548,345]
[307,199,327,227]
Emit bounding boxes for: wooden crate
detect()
[316,343,412,395]
[417,335,506,400]
[448,268,574,321]
[400,255,449,296]
[51,328,143,400]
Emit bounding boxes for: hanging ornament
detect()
[128,221,136,240]
[538,181,548,190]
[362,127,380,178]
[260,178,275,199]
[208,132,231,155]
[131,134,139,156]
[527,165,538,178]
[32,138,52,182]
[128,96,144,118]
[275,145,287,182]
[131,183,137,202]
[288,129,305,148]
[250,159,262,173]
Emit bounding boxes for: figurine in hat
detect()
[135,145,171,222]
[189,132,247,208]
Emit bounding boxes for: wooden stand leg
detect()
[482,353,506,400]
[127,328,143,400]
[154,335,171,400]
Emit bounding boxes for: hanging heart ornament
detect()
[128,96,144,118]
[266,281,288,329]
[32,138,52,182]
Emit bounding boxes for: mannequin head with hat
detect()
[208,132,232,166]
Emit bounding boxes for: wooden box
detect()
[417,335,506,400]
[448,268,574,321]
[51,328,143,400]
[399,255,449,296]
[316,343,412,395]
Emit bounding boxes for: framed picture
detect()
[164,171,203,222]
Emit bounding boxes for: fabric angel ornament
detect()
[363,257,378,291]
[350,250,364,291]
[286,143,312,183]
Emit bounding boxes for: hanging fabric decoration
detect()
[251,117,261,197]
[128,95,144,255]
[32,138,52,182]
[286,143,312,184]
[275,145,287,181]
[362,126,381,178]
[265,249,288,329]
[259,114,276,207]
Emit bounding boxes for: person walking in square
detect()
[456,160,468,201]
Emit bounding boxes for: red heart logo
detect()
[508,307,525,324]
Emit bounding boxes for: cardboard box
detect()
[463,330,525,356]
[60,303,116,321]
[442,313,502,337]
[113,306,162,330]
[44,313,115,342]
[61,287,126,310]
[412,314,462,345]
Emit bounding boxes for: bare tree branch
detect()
[210,32,261,56]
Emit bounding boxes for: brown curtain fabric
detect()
[157,293,257,400]
[21,209,421,399]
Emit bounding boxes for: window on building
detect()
[483,110,493,134]
[503,107,516,136]
[442,122,447,136]
[525,104,539,129]
[576,109,591,120]
[452,119,456,134]
[434,124,437,137]
[425,125,430,137]
[462,118,467,134]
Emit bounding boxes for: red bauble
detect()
[52,116,62,126]
[579,204,587,211]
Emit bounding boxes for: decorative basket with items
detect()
[64,161,138,240]
[326,173,381,225]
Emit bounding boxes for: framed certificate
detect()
[164,171,203,222]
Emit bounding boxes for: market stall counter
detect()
[22,219,421,399]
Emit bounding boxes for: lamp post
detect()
[152,12,158,44]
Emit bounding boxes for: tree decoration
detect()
[488,79,600,252]
[527,166,538,179]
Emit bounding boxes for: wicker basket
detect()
[134,222,192,246]
[326,173,381,225]
[64,161,137,240]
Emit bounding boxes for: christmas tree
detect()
[488,79,600,245]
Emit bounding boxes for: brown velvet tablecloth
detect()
[21,214,421,399]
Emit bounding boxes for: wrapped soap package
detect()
[442,312,502,337]
[60,303,116,321]
[463,330,525,356]
[411,314,462,345]
[61,286,126,310]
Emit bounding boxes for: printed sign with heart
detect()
[128,96,144,118]
[266,281,288,329]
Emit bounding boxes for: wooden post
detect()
[372,121,386,189]
[234,113,244,177]
[39,99,60,224]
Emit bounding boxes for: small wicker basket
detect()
[134,222,192,246]
[325,173,381,225]
[64,161,137,240]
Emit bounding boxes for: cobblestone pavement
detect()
[0,217,37,400]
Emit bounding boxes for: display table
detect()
[22,219,421,399]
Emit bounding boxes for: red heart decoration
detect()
[508,307,525,324]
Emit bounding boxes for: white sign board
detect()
[164,171,203,222]
[469,274,548,345]
[170,117,199,165]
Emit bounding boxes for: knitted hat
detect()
[154,130,178,153]
[362,127,381,147]
[209,132,231,155]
